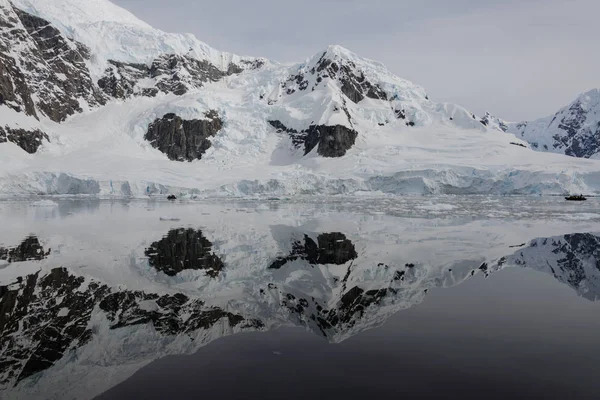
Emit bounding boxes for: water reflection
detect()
[145,228,224,277]
[504,233,600,300]
[269,232,357,269]
[1,208,600,399]
[0,236,50,263]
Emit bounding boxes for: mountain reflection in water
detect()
[0,199,599,399]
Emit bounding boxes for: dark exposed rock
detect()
[14,9,106,121]
[97,60,150,99]
[0,5,106,122]
[145,111,223,161]
[394,109,406,120]
[304,125,358,157]
[510,142,527,148]
[0,51,37,118]
[0,236,50,263]
[480,112,508,132]
[268,120,358,157]
[145,228,225,277]
[150,54,225,95]
[98,56,263,100]
[269,232,357,269]
[268,120,298,134]
[282,51,387,104]
[552,100,600,158]
[0,126,49,153]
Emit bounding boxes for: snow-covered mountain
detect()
[1,0,599,197]
[507,89,600,159]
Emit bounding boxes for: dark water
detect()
[0,198,599,400]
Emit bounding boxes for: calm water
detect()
[1,197,600,399]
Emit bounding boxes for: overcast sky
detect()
[112,0,598,121]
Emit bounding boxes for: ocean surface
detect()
[1,196,599,399]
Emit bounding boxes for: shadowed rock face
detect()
[98,55,264,99]
[97,60,154,99]
[145,111,223,162]
[0,127,49,153]
[0,4,105,122]
[145,228,225,277]
[303,125,358,157]
[552,101,600,158]
[269,232,357,269]
[269,121,358,157]
[282,52,387,104]
[0,236,50,263]
[0,267,256,388]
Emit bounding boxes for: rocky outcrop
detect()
[145,111,223,161]
[269,120,358,157]
[282,51,387,104]
[97,60,155,99]
[98,55,265,100]
[480,112,508,132]
[151,54,225,95]
[0,3,105,122]
[145,228,225,277]
[0,126,49,153]
[13,9,105,121]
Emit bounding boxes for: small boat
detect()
[167,195,177,201]
[565,194,587,201]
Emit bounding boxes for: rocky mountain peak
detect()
[507,88,600,158]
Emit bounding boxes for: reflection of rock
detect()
[506,233,600,300]
[5,226,600,399]
[0,268,107,386]
[145,112,223,162]
[269,232,357,269]
[0,267,259,390]
[0,236,50,263]
[145,228,225,277]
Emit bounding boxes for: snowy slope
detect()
[1,0,600,198]
[507,89,600,158]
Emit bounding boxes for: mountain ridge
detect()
[1,0,599,198]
